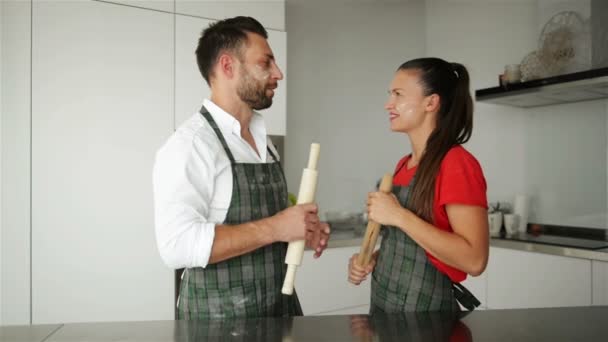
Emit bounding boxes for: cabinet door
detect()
[175,14,286,135]
[296,246,370,315]
[1,0,32,325]
[460,271,487,310]
[487,247,592,309]
[103,0,174,12]
[32,0,174,324]
[175,0,285,31]
[175,14,212,128]
[592,260,608,306]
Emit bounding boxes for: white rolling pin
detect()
[281,143,320,295]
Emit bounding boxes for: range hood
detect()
[475,67,608,108]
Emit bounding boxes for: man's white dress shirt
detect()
[153,99,280,269]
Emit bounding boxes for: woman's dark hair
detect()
[399,58,473,223]
[196,16,268,85]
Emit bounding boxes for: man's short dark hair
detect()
[196,16,268,85]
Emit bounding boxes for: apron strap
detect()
[452,282,481,311]
[199,106,237,164]
[200,105,280,165]
[267,145,279,163]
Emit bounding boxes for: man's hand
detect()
[268,203,331,258]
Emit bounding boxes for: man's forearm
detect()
[207,218,277,264]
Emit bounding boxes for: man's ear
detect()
[217,53,236,79]
[425,93,441,113]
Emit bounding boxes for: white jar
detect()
[488,212,503,237]
[504,64,521,84]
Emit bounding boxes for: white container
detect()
[504,213,520,236]
[513,195,529,233]
[504,64,521,83]
[488,212,503,237]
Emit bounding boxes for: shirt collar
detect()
[203,99,268,158]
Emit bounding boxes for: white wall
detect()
[524,0,607,228]
[0,0,3,325]
[425,0,537,205]
[1,0,32,325]
[285,0,426,214]
[286,0,608,230]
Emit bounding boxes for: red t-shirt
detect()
[392,145,487,282]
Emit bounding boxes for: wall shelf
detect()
[475,67,608,108]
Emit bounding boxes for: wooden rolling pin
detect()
[282,143,320,295]
[357,173,393,267]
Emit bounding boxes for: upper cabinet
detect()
[103,0,174,12]
[31,0,174,324]
[261,29,287,136]
[175,14,287,135]
[476,67,608,108]
[175,15,213,127]
[176,0,285,30]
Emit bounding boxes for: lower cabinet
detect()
[592,260,608,306]
[296,246,370,315]
[487,247,592,309]
[460,271,487,310]
[295,245,601,314]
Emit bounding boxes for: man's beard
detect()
[237,67,274,110]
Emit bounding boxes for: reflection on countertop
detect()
[5,307,608,342]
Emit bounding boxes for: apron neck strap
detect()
[200,105,280,164]
[199,105,236,164]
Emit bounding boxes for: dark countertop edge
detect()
[526,223,608,241]
[324,232,608,262]
[490,238,608,262]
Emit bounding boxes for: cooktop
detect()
[502,233,608,250]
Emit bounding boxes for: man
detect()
[153,16,330,319]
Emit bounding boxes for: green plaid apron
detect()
[177,106,303,319]
[370,175,459,313]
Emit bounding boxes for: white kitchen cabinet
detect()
[31,0,174,324]
[592,260,608,305]
[1,0,32,326]
[175,0,285,31]
[103,0,174,12]
[296,246,370,315]
[174,14,212,128]
[460,270,487,310]
[487,247,592,309]
[262,29,287,136]
[316,304,369,316]
[175,14,287,135]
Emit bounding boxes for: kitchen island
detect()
[2,306,607,341]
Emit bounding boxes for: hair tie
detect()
[453,70,459,78]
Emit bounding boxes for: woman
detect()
[348,58,489,312]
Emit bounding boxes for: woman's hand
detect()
[348,253,376,285]
[367,191,405,227]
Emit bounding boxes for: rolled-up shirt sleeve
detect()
[153,133,219,269]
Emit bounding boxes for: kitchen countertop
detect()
[490,235,608,261]
[326,226,608,261]
[3,306,608,341]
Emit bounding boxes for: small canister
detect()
[504,64,521,84]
